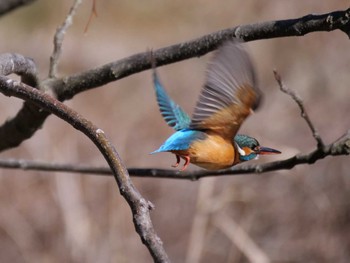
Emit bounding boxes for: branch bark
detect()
[0,8,350,152]
[0,75,170,263]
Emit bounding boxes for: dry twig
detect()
[273,70,325,149]
[84,0,97,33]
[49,0,83,78]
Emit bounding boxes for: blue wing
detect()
[153,69,191,131]
[151,129,207,153]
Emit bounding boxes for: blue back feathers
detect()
[151,129,207,153]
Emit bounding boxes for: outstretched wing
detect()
[190,40,261,140]
[153,68,191,131]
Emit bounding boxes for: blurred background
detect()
[0,1,349,262]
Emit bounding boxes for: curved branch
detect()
[0,129,348,180]
[0,53,48,150]
[0,53,38,86]
[0,76,170,263]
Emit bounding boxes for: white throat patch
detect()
[235,143,246,156]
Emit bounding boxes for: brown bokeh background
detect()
[0,1,349,262]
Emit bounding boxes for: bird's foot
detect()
[170,154,190,171]
[171,155,181,168]
[179,156,190,171]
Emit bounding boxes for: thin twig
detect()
[49,0,83,78]
[0,159,112,175]
[84,0,97,33]
[0,76,170,263]
[273,70,325,149]
[0,130,348,180]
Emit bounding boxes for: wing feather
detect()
[190,40,261,139]
[153,69,191,131]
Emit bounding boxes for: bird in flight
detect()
[151,40,281,171]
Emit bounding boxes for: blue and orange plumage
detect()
[151,40,281,171]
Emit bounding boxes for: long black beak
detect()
[258,146,281,155]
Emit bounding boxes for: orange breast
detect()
[188,133,238,170]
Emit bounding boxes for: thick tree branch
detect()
[0,53,49,150]
[0,76,170,263]
[1,8,350,152]
[0,129,348,180]
[0,53,38,86]
[48,8,350,100]
[0,0,36,16]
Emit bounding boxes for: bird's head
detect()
[234,134,281,162]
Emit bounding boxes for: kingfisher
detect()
[151,40,281,171]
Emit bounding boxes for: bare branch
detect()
[48,8,350,100]
[0,76,170,263]
[0,0,37,16]
[0,130,348,180]
[0,158,111,175]
[273,70,325,149]
[49,0,83,78]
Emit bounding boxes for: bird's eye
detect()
[253,146,259,151]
